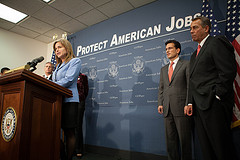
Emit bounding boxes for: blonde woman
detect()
[52,39,81,160]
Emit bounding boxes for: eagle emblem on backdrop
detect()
[88,67,97,80]
[132,57,145,75]
[108,63,119,78]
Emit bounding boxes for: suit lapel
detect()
[190,36,213,76]
[56,61,67,71]
[53,62,66,80]
[49,74,52,80]
[163,64,169,84]
[169,59,183,84]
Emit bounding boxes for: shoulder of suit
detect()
[159,64,167,73]
[207,35,227,43]
[162,63,169,69]
[178,58,189,64]
[66,58,81,66]
[69,57,81,63]
[75,57,81,61]
[214,35,227,40]
[214,35,232,45]
[209,35,233,50]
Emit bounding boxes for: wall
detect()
[68,0,227,156]
[0,28,48,76]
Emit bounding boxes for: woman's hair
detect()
[53,39,75,65]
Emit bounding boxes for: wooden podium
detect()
[0,69,72,160]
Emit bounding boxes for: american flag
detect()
[51,51,57,71]
[201,0,221,36]
[225,0,240,128]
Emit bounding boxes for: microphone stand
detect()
[30,66,37,72]
[27,62,37,72]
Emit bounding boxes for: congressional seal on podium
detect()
[1,107,17,142]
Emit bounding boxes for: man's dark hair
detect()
[165,40,181,54]
[1,67,10,74]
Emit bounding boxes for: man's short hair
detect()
[45,62,54,68]
[1,67,10,74]
[192,16,211,34]
[165,40,181,54]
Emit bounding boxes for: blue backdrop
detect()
[68,0,227,156]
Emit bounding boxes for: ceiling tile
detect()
[97,0,133,18]
[19,17,54,34]
[59,19,87,34]
[34,35,53,44]
[44,28,68,39]
[32,6,71,27]
[10,25,40,38]
[50,0,93,18]
[0,0,46,16]
[76,9,108,26]
[128,0,156,8]
[0,0,155,44]
[0,19,15,30]
[84,0,112,7]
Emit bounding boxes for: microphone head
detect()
[29,56,44,67]
[32,56,44,63]
[37,56,44,63]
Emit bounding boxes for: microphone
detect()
[27,56,44,72]
[27,56,44,67]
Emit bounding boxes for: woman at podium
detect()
[52,39,81,160]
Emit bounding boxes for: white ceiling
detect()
[0,0,156,44]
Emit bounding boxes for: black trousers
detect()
[75,100,85,154]
[164,108,193,160]
[194,98,235,160]
[232,126,240,160]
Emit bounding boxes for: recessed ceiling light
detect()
[0,3,28,24]
[42,0,55,4]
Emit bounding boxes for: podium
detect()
[0,69,72,160]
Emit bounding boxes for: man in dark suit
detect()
[186,16,237,160]
[158,40,192,160]
[43,62,54,80]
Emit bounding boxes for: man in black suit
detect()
[186,16,237,160]
[43,62,54,80]
[158,40,192,160]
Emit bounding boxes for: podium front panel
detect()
[0,79,63,160]
[0,81,24,160]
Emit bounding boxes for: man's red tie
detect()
[196,44,201,56]
[168,61,174,82]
